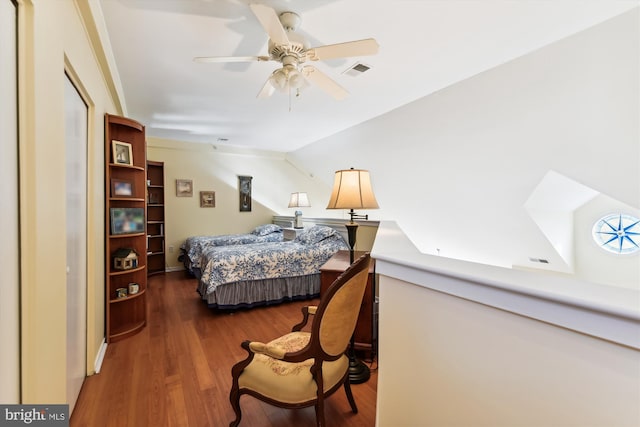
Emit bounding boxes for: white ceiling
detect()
[98,0,637,152]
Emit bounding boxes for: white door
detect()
[64,75,87,413]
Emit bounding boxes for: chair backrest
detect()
[312,253,371,358]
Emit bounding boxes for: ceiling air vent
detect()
[528,257,549,264]
[343,62,371,77]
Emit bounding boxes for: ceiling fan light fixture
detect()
[288,69,304,89]
[271,69,288,90]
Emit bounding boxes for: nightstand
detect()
[282,227,304,241]
[319,250,376,358]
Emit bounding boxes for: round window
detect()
[592,213,640,255]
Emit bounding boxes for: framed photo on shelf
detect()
[111,178,135,197]
[112,140,133,166]
[176,179,193,197]
[110,207,145,235]
[200,191,215,208]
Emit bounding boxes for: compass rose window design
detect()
[592,213,640,255]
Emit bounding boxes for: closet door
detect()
[0,0,19,404]
[64,74,87,413]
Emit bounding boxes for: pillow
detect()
[295,225,338,245]
[252,224,282,236]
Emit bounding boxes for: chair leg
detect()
[315,396,326,427]
[343,379,358,414]
[229,386,242,427]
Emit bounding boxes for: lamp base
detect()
[344,221,369,383]
[293,211,303,229]
[345,222,358,264]
[348,353,370,384]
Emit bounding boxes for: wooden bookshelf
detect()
[104,113,147,343]
[146,160,165,275]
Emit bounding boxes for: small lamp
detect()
[288,192,310,229]
[326,168,379,263]
[326,167,379,384]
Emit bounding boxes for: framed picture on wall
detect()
[176,179,193,197]
[112,140,133,166]
[238,175,252,212]
[200,191,215,208]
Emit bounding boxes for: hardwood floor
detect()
[71,272,378,427]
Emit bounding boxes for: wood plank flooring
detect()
[71,272,378,427]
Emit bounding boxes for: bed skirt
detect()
[197,273,320,310]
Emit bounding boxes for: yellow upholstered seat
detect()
[229,253,372,427]
[239,332,349,404]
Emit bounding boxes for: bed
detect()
[196,225,348,310]
[181,224,284,276]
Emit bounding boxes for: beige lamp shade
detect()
[326,168,379,210]
[288,192,311,208]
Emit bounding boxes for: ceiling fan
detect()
[194,3,379,100]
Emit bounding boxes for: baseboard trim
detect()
[165,266,184,272]
[94,339,107,374]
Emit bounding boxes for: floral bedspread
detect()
[198,226,348,296]
[183,225,283,271]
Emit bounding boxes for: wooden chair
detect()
[229,253,372,427]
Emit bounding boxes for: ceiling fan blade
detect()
[301,66,349,100]
[249,3,290,46]
[257,78,276,99]
[307,38,379,61]
[194,55,270,63]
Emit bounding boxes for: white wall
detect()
[289,9,639,284]
[19,0,116,403]
[377,274,640,427]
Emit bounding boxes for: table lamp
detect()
[288,192,311,229]
[326,167,379,263]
